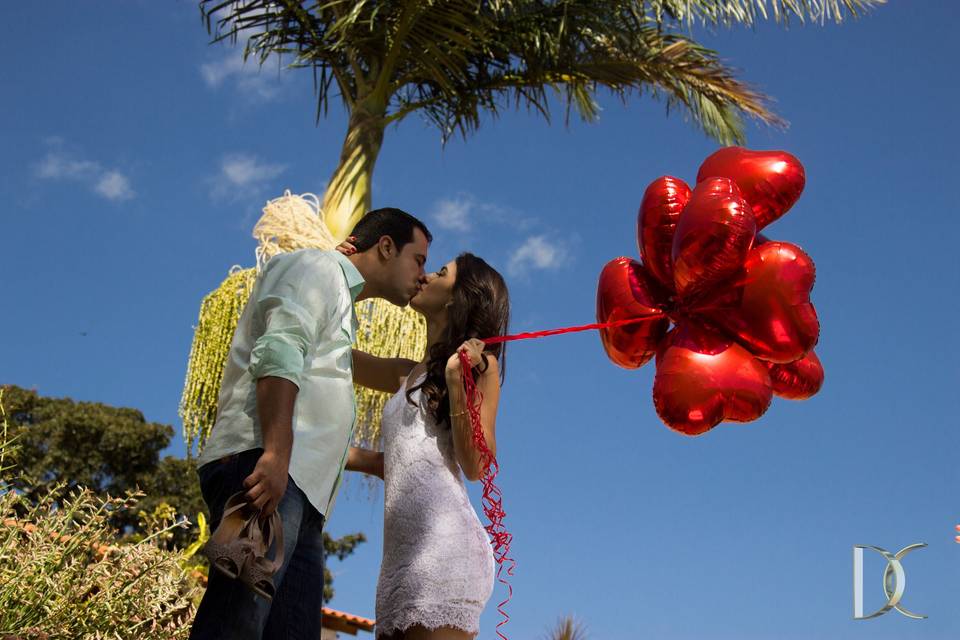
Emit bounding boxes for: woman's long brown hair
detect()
[407,253,510,426]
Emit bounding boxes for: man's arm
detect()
[242,253,337,516]
[345,446,384,479]
[352,349,417,394]
[242,376,298,514]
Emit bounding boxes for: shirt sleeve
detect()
[248,252,340,388]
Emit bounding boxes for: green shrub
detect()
[0,390,200,639]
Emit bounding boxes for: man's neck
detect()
[348,252,376,301]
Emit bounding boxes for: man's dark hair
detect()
[349,208,432,253]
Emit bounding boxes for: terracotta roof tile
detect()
[322,607,375,631]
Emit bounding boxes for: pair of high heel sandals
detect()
[202,492,285,601]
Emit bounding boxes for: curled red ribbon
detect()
[459,313,662,637]
[459,349,514,639]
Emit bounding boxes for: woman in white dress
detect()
[346,252,510,640]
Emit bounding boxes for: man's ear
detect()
[376,235,396,260]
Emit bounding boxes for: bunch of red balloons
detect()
[596,147,824,435]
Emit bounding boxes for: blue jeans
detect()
[189,449,326,640]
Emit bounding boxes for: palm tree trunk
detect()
[321,100,387,240]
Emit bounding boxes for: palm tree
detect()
[182,0,881,453]
[546,615,588,640]
[200,0,879,238]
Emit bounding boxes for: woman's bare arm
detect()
[446,347,500,482]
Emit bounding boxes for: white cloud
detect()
[35,152,100,180]
[222,154,285,187]
[95,171,135,201]
[199,5,285,102]
[200,55,243,88]
[200,53,280,100]
[508,235,565,277]
[33,142,135,203]
[210,153,287,201]
[429,193,539,236]
[426,193,568,279]
[432,196,473,231]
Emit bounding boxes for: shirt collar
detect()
[332,250,365,302]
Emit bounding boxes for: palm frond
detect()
[544,615,588,640]
[645,0,884,27]
[200,0,880,144]
[389,2,781,144]
[200,0,368,113]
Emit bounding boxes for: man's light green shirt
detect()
[197,249,364,518]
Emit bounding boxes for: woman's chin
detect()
[409,296,425,314]
[409,297,443,322]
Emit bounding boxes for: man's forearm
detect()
[255,376,298,462]
[346,446,384,478]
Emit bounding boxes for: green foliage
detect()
[0,487,200,639]
[0,396,200,638]
[2,385,366,607]
[2,385,205,550]
[545,615,588,640]
[201,0,881,146]
[323,531,367,604]
[0,388,18,477]
[642,0,879,27]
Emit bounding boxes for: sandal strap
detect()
[252,510,285,573]
[267,511,285,571]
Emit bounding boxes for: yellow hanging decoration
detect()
[180,191,426,455]
[352,299,427,448]
[180,266,257,455]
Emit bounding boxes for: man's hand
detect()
[243,450,290,516]
[249,376,297,517]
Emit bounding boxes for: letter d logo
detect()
[853,543,927,620]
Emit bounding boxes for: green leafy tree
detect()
[323,531,366,603]
[1,385,366,599]
[1,385,205,549]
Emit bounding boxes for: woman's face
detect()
[410,259,457,318]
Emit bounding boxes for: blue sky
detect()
[3,2,960,638]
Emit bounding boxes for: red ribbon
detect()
[482,312,665,345]
[458,312,663,637]
[459,349,513,639]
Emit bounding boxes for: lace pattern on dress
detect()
[375,376,495,638]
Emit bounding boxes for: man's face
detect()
[384,227,429,306]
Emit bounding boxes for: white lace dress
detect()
[375,374,495,638]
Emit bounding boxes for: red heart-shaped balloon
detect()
[695,241,819,363]
[653,323,772,435]
[697,147,805,230]
[596,257,670,369]
[672,177,756,303]
[638,175,691,292]
[765,350,824,399]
